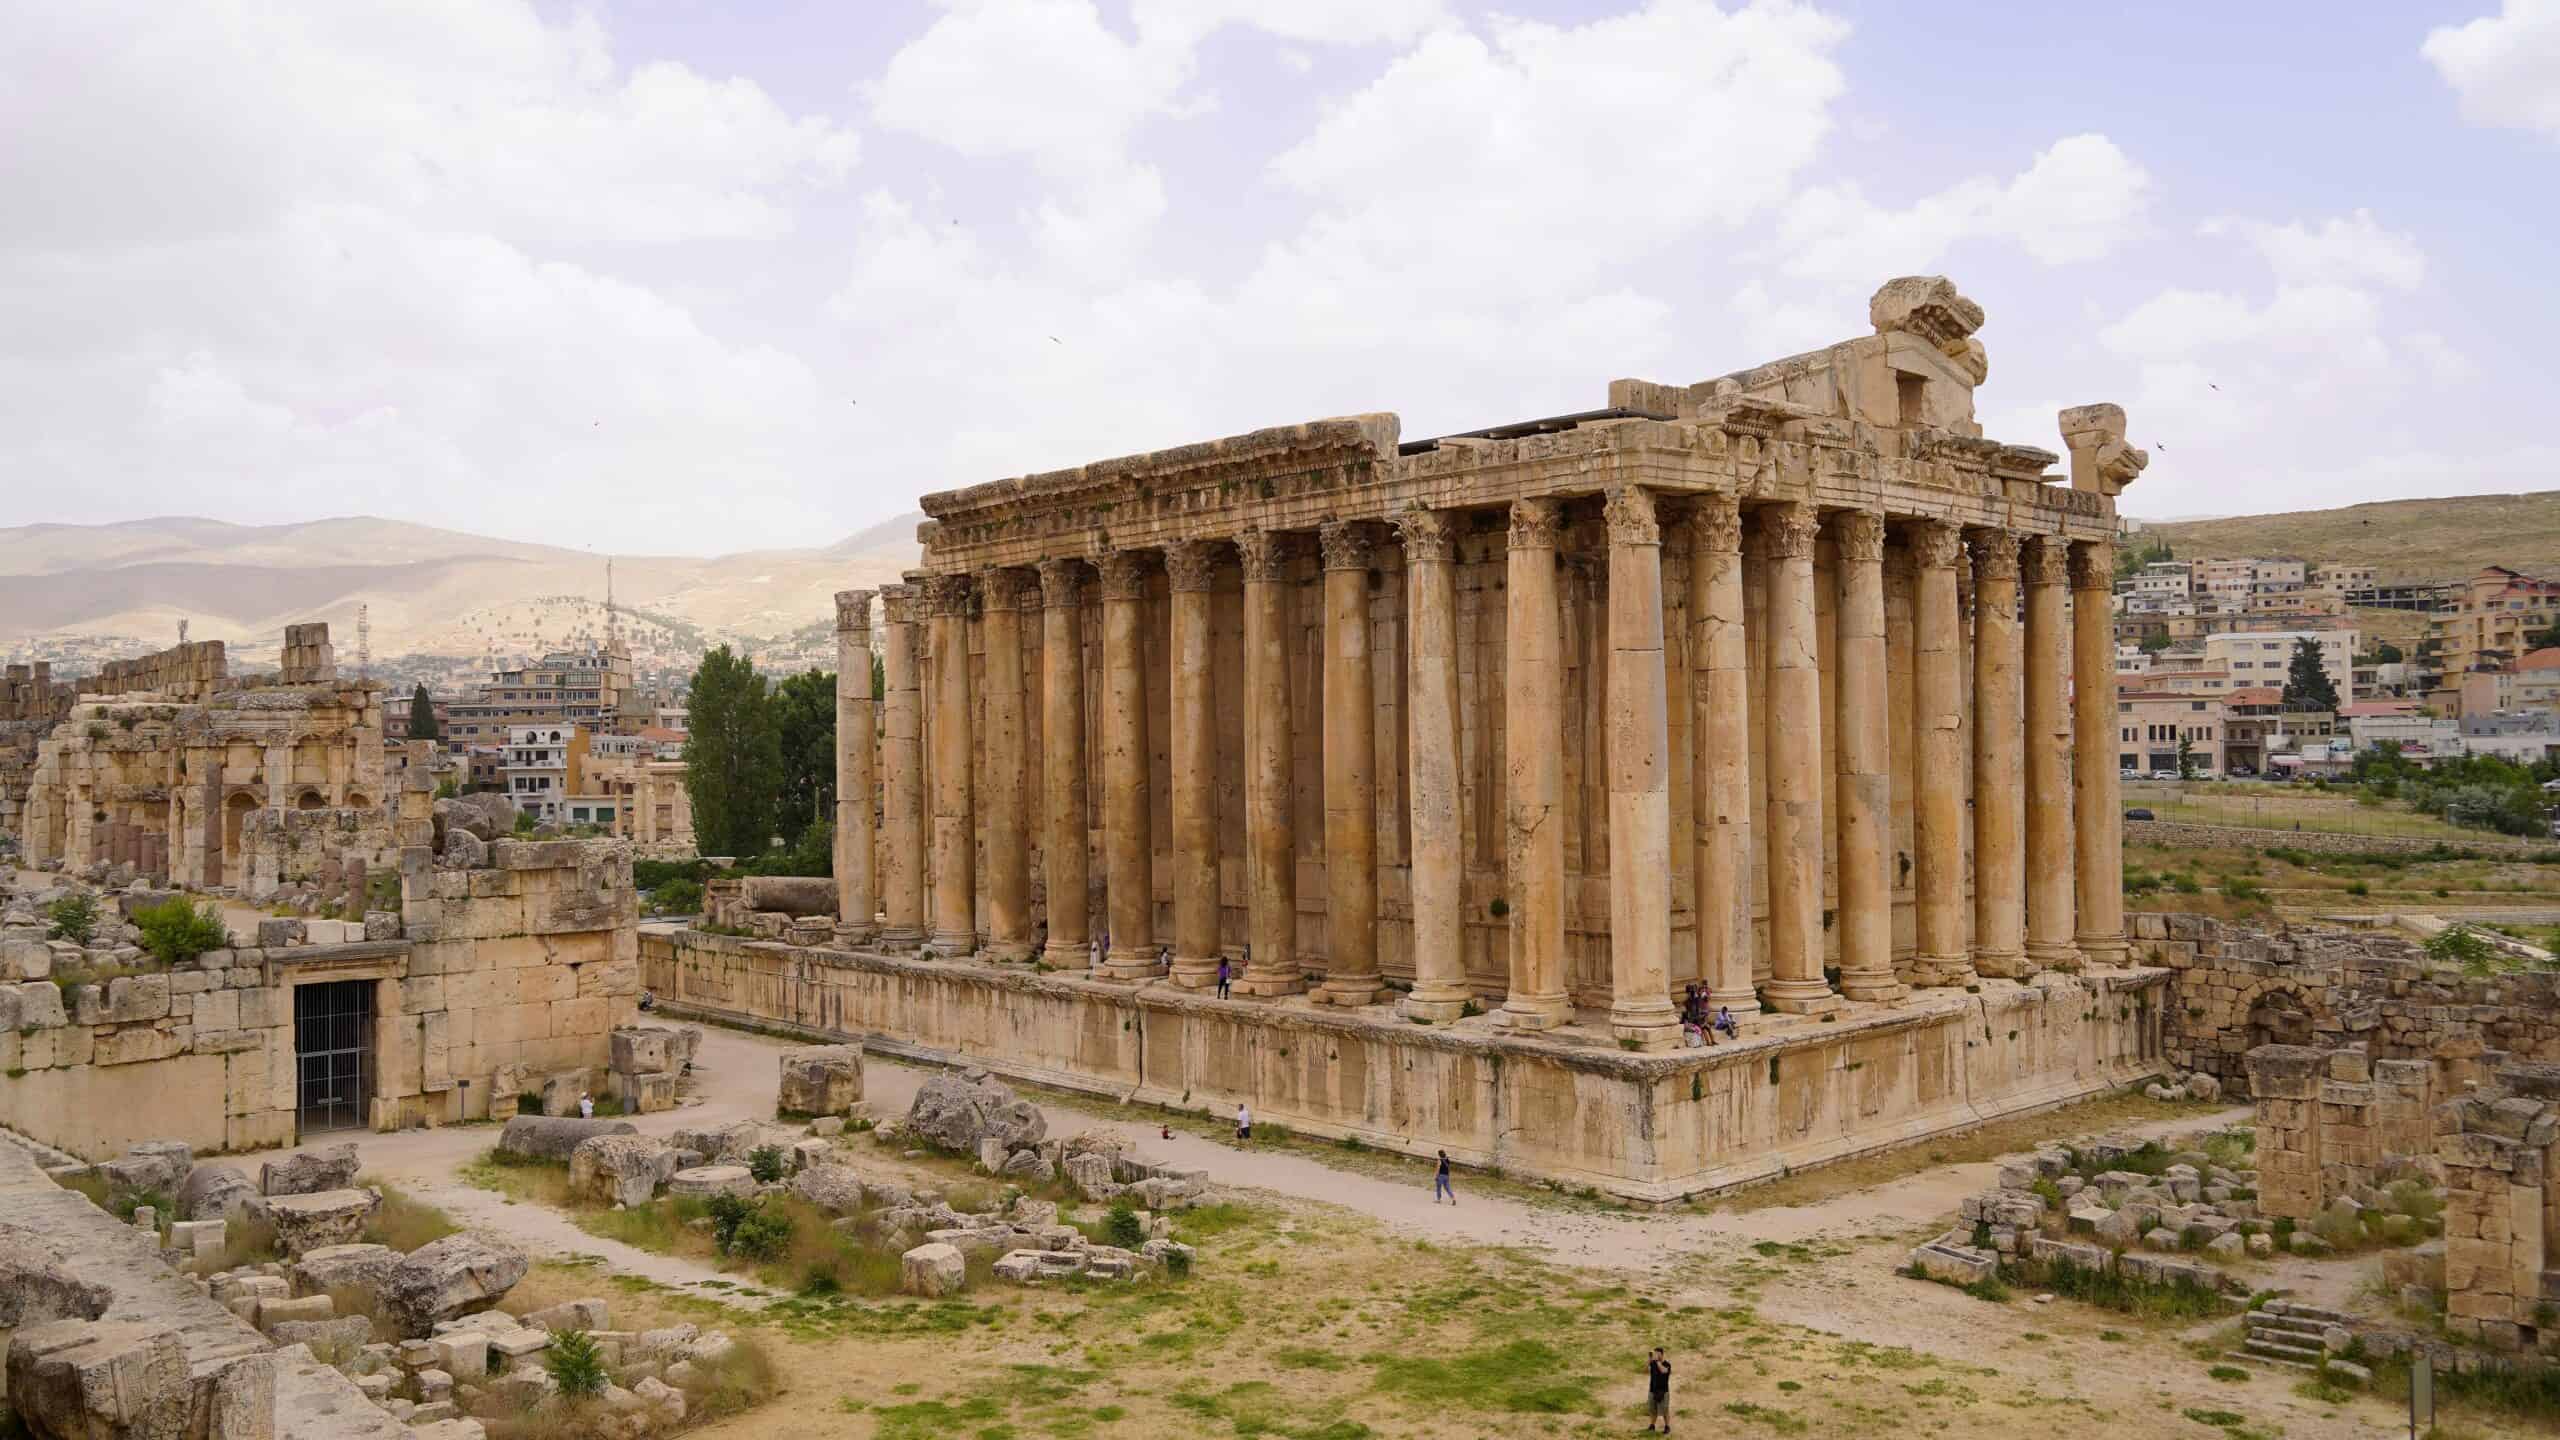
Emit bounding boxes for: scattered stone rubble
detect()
[1916,1132,2275,1299]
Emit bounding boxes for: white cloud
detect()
[1768,133,2149,290]
[2424,0,2560,141]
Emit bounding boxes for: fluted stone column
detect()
[1968,530,2029,977]
[1314,521,1382,1007]
[1236,531,1302,995]
[979,568,1033,960]
[1688,496,1760,1016]
[1759,502,1838,1014]
[923,572,977,956]
[1604,488,1679,1048]
[1501,497,1571,1030]
[1908,520,1971,987]
[1401,509,1471,1023]
[1097,550,1162,980]
[2022,537,2078,970]
[2071,540,2128,968]
[1165,540,1222,989]
[832,589,877,944]
[1831,511,1905,1003]
[1037,560,1091,967]
[879,583,927,948]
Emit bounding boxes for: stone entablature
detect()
[841,277,2149,1039]
[0,838,637,1159]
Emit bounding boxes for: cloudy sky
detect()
[5,0,2555,554]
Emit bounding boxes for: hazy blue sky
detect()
[5,1,2553,552]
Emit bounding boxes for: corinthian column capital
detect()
[1237,528,1293,582]
[834,589,875,636]
[1037,556,1085,606]
[1096,550,1153,602]
[919,572,975,618]
[1908,518,1961,571]
[2021,534,2070,588]
[1602,486,1658,547]
[2068,540,2116,592]
[979,567,1032,612]
[1318,519,1376,572]
[1967,528,2021,583]
[1508,496,1562,550]
[1830,510,1885,564]
[1762,501,1819,560]
[1163,539,1221,593]
[1398,507,1459,565]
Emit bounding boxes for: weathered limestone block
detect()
[738,876,836,918]
[265,1189,382,1257]
[777,1043,864,1116]
[900,1242,967,1297]
[568,1136,678,1209]
[261,1142,360,1197]
[496,1115,637,1162]
[521,1298,608,1334]
[100,1139,193,1196]
[1,935,50,980]
[906,1068,1045,1154]
[290,1242,401,1300]
[6,1321,191,1440]
[102,974,171,1023]
[0,1228,114,1328]
[666,1166,754,1200]
[381,1232,530,1338]
[9,980,68,1029]
[1064,1152,1120,1202]
[788,1165,865,1216]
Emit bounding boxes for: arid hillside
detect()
[2141,490,2560,583]
[0,513,921,669]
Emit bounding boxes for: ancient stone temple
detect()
[16,625,389,889]
[835,277,2141,1031]
[659,278,2168,1201]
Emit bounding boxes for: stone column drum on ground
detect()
[1037,560,1091,967]
[1316,521,1382,1007]
[1400,509,1471,1023]
[1500,498,1571,1030]
[1967,530,2029,977]
[1830,510,1905,1004]
[833,590,877,943]
[2021,537,2078,970]
[924,572,978,956]
[980,569,1033,960]
[1165,540,1222,989]
[879,583,927,948]
[1603,487,1680,1048]
[1236,531,1302,996]
[1909,519,1973,988]
[1688,496,1760,1016]
[1758,502,1839,1014]
[1098,550,1163,980]
[2071,539,2129,967]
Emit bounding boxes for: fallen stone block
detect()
[496,1114,637,1162]
[901,1242,967,1297]
[380,1232,531,1338]
[907,1067,1046,1154]
[290,1241,401,1299]
[568,1134,679,1209]
[265,1188,382,1256]
[101,1138,193,1196]
[176,1162,258,1222]
[261,1141,361,1197]
[667,1165,754,1200]
[0,1230,113,1328]
[6,1320,191,1440]
[778,1042,865,1116]
[789,1164,865,1216]
[1908,1235,1998,1286]
[522,1299,608,1334]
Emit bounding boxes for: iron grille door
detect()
[295,979,373,1135]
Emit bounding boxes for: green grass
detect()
[1168,1382,1373,1440]
[1722,1400,1811,1434]
[1362,1339,1598,1415]
[2013,1256,2231,1320]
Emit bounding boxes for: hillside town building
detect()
[440,640,640,743]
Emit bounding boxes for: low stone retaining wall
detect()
[642,928,2170,1203]
[2123,819,2549,857]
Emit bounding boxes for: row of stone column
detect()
[830,489,2126,1044]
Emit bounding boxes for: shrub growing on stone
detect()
[1104,1202,1145,1250]
[545,1329,608,1401]
[746,1145,788,1185]
[131,897,230,963]
[44,892,99,944]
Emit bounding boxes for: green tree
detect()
[682,646,782,859]
[2176,735,2197,780]
[2281,637,2340,711]
[2526,621,2560,654]
[2368,640,2402,665]
[872,651,885,702]
[772,669,837,843]
[407,683,440,741]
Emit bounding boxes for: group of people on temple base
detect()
[1680,983,1738,1048]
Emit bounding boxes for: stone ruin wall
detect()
[89,639,229,699]
[2141,911,2560,1099]
[0,662,78,853]
[0,837,638,1161]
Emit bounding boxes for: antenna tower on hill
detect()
[357,603,371,680]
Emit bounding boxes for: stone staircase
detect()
[2235,1300,2363,1377]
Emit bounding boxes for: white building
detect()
[2201,630,2357,704]
[501,724,581,822]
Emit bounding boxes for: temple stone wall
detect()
[2436,1067,2560,1349]
[0,839,636,1160]
[641,926,2167,1201]
[2144,912,2560,1097]
[236,805,395,902]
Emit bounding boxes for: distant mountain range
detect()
[0,513,923,671]
[2140,491,2560,584]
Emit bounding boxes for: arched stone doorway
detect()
[296,789,327,811]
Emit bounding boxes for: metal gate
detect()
[295,980,373,1135]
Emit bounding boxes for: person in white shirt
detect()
[578,1092,594,1119]
[1234,1102,1252,1142]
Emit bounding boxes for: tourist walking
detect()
[1645,1348,1672,1434]
[1235,1101,1252,1142]
[1432,1150,1455,1204]
[1216,955,1233,999]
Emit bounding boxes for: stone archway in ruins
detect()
[222,790,260,872]
[296,788,327,811]
[2245,983,2319,1051]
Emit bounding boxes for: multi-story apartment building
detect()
[2117,687,2225,775]
[442,641,639,745]
[2426,566,2560,705]
[2201,629,2356,703]
[2132,561,2192,605]
[501,724,587,822]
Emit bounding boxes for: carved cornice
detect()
[2020,535,2069,588]
[1907,519,1961,571]
[1237,529,1294,583]
[1319,520,1376,573]
[2068,540,2115,593]
[979,567,1032,613]
[1097,550,1153,602]
[1036,557,1085,607]
[1967,529,2021,584]
[1507,496,1562,550]
[878,584,918,626]
[834,589,875,635]
[1601,486,1658,548]
[919,572,976,619]
[1762,502,1819,562]
[1163,540,1221,593]
[1397,508,1458,566]
[1830,510,1885,565]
